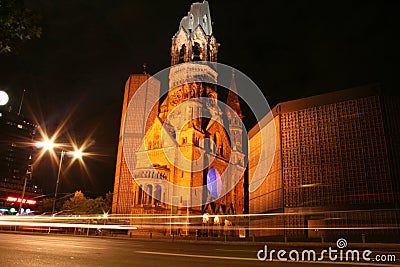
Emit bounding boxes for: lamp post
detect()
[36,137,85,216]
[214,215,220,237]
[51,150,65,215]
[46,146,84,234]
[51,149,83,215]
[27,137,55,216]
[202,213,209,237]
[18,154,32,215]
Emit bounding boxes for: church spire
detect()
[225,70,244,154]
[226,69,243,119]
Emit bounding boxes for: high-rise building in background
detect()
[0,107,41,214]
[249,84,400,242]
[112,1,246,235]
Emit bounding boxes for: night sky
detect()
[0,0,399,197]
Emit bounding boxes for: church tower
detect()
[114,1,246,236]
[226,70,245,164]
[159,0,220,131]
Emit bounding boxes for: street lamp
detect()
[202,213,209,237]
[103,212,109,227]
[214,215,220,237]
[36,138,56,151]
[51,148,84,215]
[18,154,32,215]
[214,215,220,225]
[35,137,85,215]
[52,150,65,215]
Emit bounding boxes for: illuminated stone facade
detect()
[249,84,400,242]
[112,74,160,215]
[112,1,245,232]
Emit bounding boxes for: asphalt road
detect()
[0,233,398,267]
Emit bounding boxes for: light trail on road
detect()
[0,213,399,232]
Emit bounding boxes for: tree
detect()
[61,191,110,215]
[35,197,53,214]
[35,191,113,215]
[62,191,88,214]
[104,191,113,213]
[0,0,42,54]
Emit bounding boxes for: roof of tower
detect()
[226,70,243,119]
[178,1,213,36]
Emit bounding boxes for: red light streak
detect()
[6,196,36,205]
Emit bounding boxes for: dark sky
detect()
[0,0,399,197]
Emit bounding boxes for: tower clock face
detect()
[0,91,9,106]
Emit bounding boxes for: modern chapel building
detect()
[249,84,400,241]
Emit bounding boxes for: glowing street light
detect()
[36,138,56,151]
[35,135,87,215]
[202,213,209,224]
[52,148,85,215]
[214,215,221,237]
[33,131,90,221]
[214,215,220,225]
[16,136,57,215]
[202,213,209,237]
[70,149,83,159]
[0,90,9,106]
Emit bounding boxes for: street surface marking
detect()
[135,251,257,261]
[215,248,253,252]
[38,243,106,250]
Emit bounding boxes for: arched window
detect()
[138,185,143,205]
[214,133,219,145]
[210,135,216,154]
[207,168,222,199]
[178,44,186,63]
[214,133,221,155]
[192,42,201,61]
[155,185,162,205]
[146,184,153,205]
